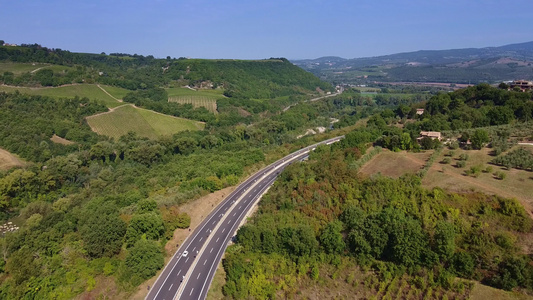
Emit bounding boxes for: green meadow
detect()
[0,84,127,108]
[86,104,205,140]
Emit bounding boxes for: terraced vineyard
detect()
[86,104,204,139]
[166,87,223,113]
[0,84,127,108]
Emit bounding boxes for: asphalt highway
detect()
[145,136,343,300]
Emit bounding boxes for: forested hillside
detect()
[0,92,106,161]
[0,44,332,99]
[226,137,533,298]
[361,84,533,153]
[0,43,354,298]
[218,84,533,299]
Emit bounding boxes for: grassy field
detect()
[358,150,432,178]
[0,84,127,108]
[0,62,74,74]
[357,145,533,216]
[166,87,223,113]
[0,148,25,170]
[470,282,532,300]
[86,104,204,140]
[357,146,533,214]
[423,146,533,215]
[100,85,130,100]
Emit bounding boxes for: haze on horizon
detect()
[1,0,532,60]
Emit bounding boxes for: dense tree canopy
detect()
[224,137,533,298]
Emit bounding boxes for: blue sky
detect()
[1,0,532,59]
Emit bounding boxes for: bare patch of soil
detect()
[237,107,251,117]
[358,150,431,178]
[50,134,75,145]
[0,148,25,170]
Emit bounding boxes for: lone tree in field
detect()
[471,129,490,150]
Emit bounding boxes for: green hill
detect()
[293,41,533,85]
[0,45,332,99]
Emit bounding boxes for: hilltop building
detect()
[510,80,533,92]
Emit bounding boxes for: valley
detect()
[0,41,532,300]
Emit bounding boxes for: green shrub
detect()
[125,212,165,247]
[448,141,459,150]
[495,171,506,180]
[124,238,164,285]
[451,252,475,278]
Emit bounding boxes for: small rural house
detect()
[418,131,441,141]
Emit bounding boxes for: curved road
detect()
[146,136,343,300]
[282,89,342,112]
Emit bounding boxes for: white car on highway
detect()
[182,251,188,257]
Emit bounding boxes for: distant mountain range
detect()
[292,41,533,85]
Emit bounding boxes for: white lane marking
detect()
[212,221,216,225]
[197,273,201,279]
[204,259,208,265]
[254,189,257,192]
[222,228,226,233]
[169,283,173,290]
[178,269,181,275]
[199,237,203,242]
[192,247,196,252]
[185,257,189,263]
[154,173,262,300]
[169,148,320,300]
[216,237,219,242]
[210,247,213,253]
[190,288,194,296]
[233,212,236,216]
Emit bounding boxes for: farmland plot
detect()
[0,84,126,108]
[168,96,218,113]
[166,87,223,113]
[86,105,204,140]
